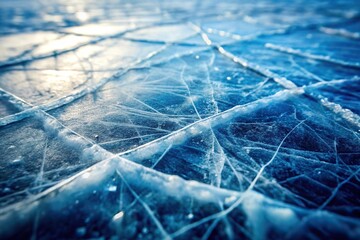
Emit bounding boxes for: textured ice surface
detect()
[0,0,360,239]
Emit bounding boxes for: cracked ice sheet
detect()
[48,49,282,153]
[124,93,360,217]
[0,33,94,68]
[0,0,360,239]
[0,116,94,208]
[220,36,360,115]
[1,142,359,239]
[0,31,60,63]
[0,38,164,106]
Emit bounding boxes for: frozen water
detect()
[0,0,359,239]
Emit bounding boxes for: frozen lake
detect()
[0,0,359,239]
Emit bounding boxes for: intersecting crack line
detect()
[217,139,321,208]
[0,20,191,69]
[319,167,360,210]
[0,87,301,215]
[0,89,172,236]
[151,144,173,169]
[202,55,237,189]
[200,200,233,240]
[241,145,360,168]
[169,119,306,237]
[0,87,97,145]
[33,137,48,192]
[189,22,298,89]
[115,169,171,239]
[1,33,67,65]
[288,56,326,82]
[1,43,256,202]
[115,83,329,214]
[179,63,202,119]
[119,88,304,157]
[2,87,358,237]
[190,22,360,128]
[0,41,211,127]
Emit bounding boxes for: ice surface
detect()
[0,0,359,239]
